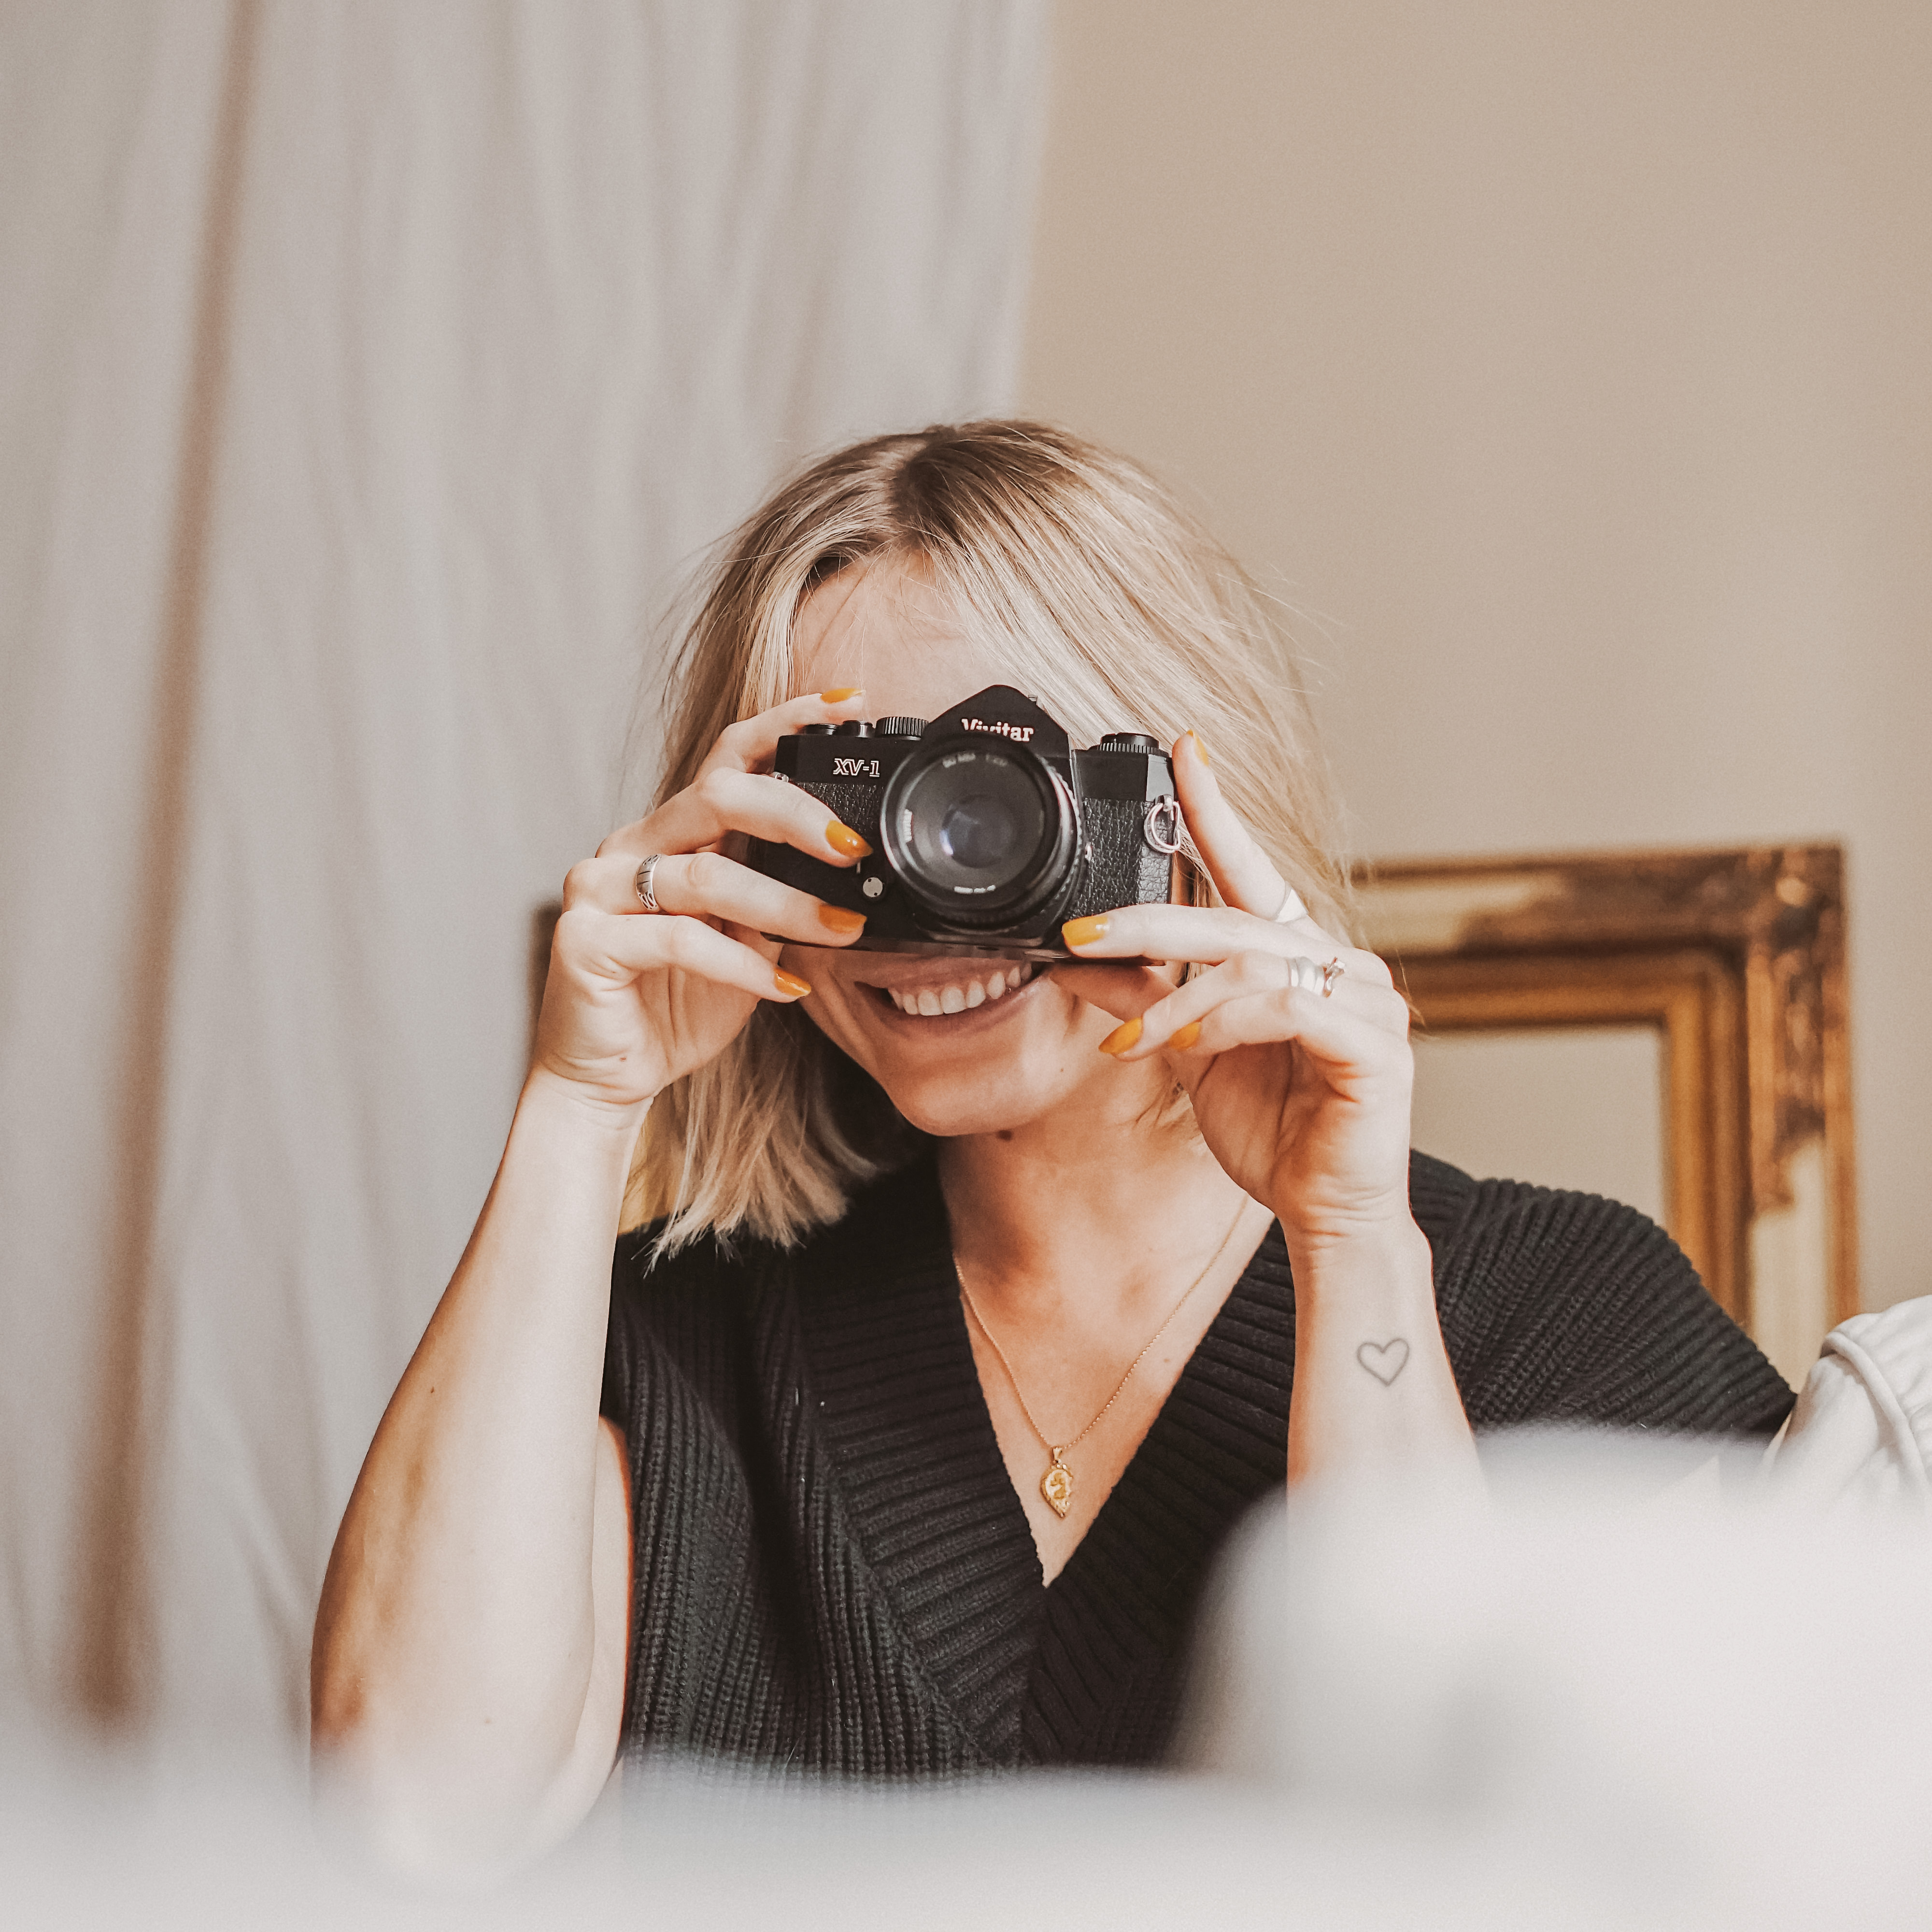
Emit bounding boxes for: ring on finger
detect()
[1287,954,1346,998]
[634,853,666,912]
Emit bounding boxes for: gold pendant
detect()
[1041,1452,1074,1518]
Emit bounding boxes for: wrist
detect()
[1281,1211,1434,1303]
[517,1065,653,1148]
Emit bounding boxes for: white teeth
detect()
[885,962,1035,1017]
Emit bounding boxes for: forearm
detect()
[1284,1218,1480,1491]
[311,1071,642,1843]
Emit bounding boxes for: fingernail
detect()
[1169,1020,1202,1051]
[819,686,863,703]
[818,906,867,936]
[1099,1016,1142,1056]
[773,968,813,998]
[1188,728,1210,770]
[825,821,873,859]
[1062,915,1110,949]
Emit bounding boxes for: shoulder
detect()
[1409,1150,1688,1326]
[606,1155,946,1354]
[611,1216,770,1307]
[1406,1150,1794,1437]
[602,1220,774,1426]
[607,1216,781,1354]
[600,1156,950,1446]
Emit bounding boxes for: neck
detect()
[936,1082,1257,1323]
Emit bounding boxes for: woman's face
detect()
[782,559,1173,1141]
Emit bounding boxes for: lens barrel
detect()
[878,738,1079,930]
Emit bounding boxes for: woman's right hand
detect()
[531,688,875,1115]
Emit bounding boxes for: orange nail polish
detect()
[819,905,867,936]
[1188,729,1210,769]
[1099,1016,1142,1055]
[1062,914,1110,949]
[773,968,813,998]
[825,821,873,859]
[1169,1020,1202,1051]
[819,686,863,703]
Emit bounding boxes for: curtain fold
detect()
[0,0,1046,1743]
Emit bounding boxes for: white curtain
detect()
[0,0,1046,1745]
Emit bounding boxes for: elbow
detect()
[308,1629,610,1887]
[309,1720,597,1889]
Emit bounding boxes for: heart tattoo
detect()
[1356,1337,1411,1386]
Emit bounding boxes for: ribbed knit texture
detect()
[601,1150,1793,1776]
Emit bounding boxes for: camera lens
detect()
[938,792,1018,870]
[880,739,1079,929]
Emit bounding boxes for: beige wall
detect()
[1021,0,1932,1313]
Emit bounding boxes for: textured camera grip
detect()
[795,777,886,852]
[1072,795,1173,920]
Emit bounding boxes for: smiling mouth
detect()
[866,961,1040,1018]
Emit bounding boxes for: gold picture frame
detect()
[1354,845,1856,1385]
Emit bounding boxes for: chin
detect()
[876,1060,1076,1140]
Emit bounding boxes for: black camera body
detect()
[747,685,1179,959]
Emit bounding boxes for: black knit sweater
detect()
[600,1150,1792,1776]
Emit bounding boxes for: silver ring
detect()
[1273,886,1309,924]
[1287,954,1345,997]
[634,853,665,912]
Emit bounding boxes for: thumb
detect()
[1047,960,1174,1024]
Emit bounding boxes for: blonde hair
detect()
[626,421,1347,1247]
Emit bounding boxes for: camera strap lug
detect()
[1143,795,1203,871]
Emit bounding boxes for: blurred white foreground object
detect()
[8,1422,1932,1928]
[1765,1294,1932,1512]
[13,1298,1932,1927]
[1180,1423,1932,1928]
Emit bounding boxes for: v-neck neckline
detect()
[953,1212,1275,1603]
[790,1153,1297,1767]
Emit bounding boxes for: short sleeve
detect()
[1422,1165,1795,1439]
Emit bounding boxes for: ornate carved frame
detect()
[1353,845,1855,1382]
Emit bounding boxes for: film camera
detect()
[747,685,1184,959]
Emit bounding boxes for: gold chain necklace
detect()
[956,1204,1250,1520]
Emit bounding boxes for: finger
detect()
[562,850,867,944]
[1101,950,1410,1060]
[552,905,813,1003]
[1063,902,1395,989]
[699,686,869,779]
[598,766,872,868]
[1174,982,1413,1083]
[1171,729,1294,918]
[1269,910,1396,987]
[1045,959,1176,1024]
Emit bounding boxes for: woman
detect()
[310,422,1791,1870]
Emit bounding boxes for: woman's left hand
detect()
[1051,732,1416,1250]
